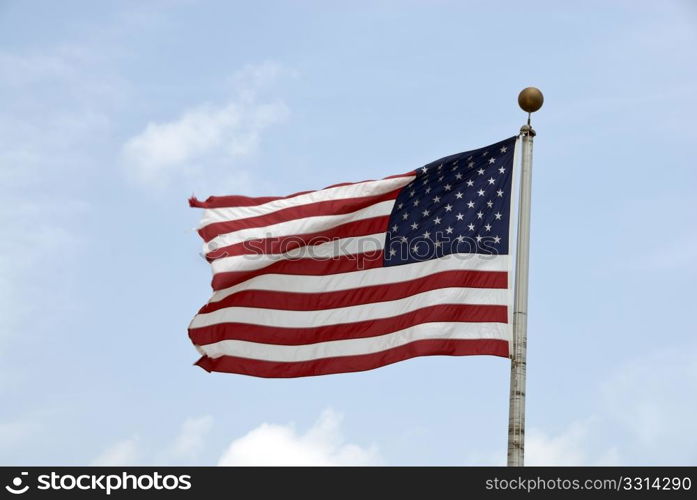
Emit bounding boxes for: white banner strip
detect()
[190,286,508,329]
[196,321,509,362]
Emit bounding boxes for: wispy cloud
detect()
[92,437,140,466]
[601,344,697,464]
[91,410,378,466]
[161,415,214,463]
[0,40,129,351]
[217,409,380,466]
[122,62,290,189]
[0,418,41,453]
[469,341,697,465]
[92,414,214,466]
[526,419,620,466]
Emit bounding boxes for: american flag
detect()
[189,136,517,377]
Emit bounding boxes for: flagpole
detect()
[507,87,543,466]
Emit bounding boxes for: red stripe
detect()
[211,251,384,290]
[206,216,388,261]
[189,304,507,346]
[199,188,400,242]
[201,270,507,313]
[194,338,509,378]
[189,173,414,209]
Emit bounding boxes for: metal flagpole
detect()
[507,87,543,466]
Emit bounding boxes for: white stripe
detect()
[199,176,415,229]
[209,254,509,303]
[206,199,394,253]
[196,321,509,362]
[210,233,386,274]
[190,286,508,329]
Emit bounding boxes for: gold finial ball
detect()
[518,87,544,113]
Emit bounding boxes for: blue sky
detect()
[1,0,696,465]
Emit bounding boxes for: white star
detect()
[422,209,430,217]
[444,204,453,212]
[487,200,494,208]
[476,211,483,219]
[493,235,501,243]
[500,146,507,153]
[437,164,443,170]
[433,195,441,203]
[400,235,408,242]
[433,216,442,224]
[496,189,504,197]
[423,231,431,239]
[391,225,398,232]
[421,167,428,174]
[434,240,442,248]
[466,179,474,187]
[477,189,485,196]
[482,151,489,156]
[485,224,492,231]
[467,201,475,208]
[412,245,419,253]
[488,157,496,164]
[411,222,418,230]
[456,212,464,221]
[409,190,415,197]
[402,212,409,220]
[455,191,463,199]
[397,202,404,209]
[477,168,485,175]
[389,248,397,256]
[494,212,502,220]
[438,175,444,182]
[455,173,463,180]
[487,177,496,185]
[425,187,432,194]
[444,184,452,191]
[456,235,465,243]
[498,166,506,174]
[468,161,475,168]
[476,235,483,242]
[413,200,420,206]
[445,226,454,234]
[467,223,475,231]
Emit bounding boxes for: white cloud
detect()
[92,437,140,466]
[122,62,290,188]
[525,342,697,465]
[162,415,214,462]
[218,409,380,466]
[0,44,121,351]
[89,410,378,466]
[601,344,697,464]
[0,419,40,452]
[0,201,88,355]
[230,61,291,95]
[93,415,214,466]
[466,342,697,466]
[526,419,619,466]
[464,419,619,466]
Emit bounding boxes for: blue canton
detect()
[384,136,516,266]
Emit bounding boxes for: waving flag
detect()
[188,136,518,377]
